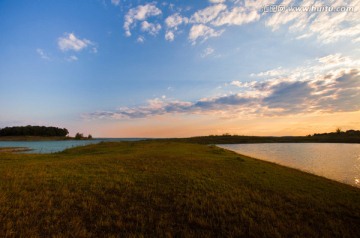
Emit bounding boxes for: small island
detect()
[0,125,92,141]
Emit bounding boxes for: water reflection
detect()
[219,143,360,188]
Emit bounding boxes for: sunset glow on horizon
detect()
[1,0,359,137]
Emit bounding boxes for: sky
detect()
[0,0,359,137]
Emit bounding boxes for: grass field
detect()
[0,141,359,237]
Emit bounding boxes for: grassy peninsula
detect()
[0,141,359,237]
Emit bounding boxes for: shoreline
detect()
[0,147,32,153]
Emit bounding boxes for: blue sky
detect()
[0,0,359,137]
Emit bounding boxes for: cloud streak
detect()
[58,33,95,52]
[36,48,50,60]
[201,47,215,57]
[190,4,227,24]
[189,24,224,43]
[111,0,120,6]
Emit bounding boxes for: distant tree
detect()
[75,133,84,140]
[336,128,342,134]
[345,130,360,135]
[88,134,93,139]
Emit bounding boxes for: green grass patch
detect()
[0,141,359,237]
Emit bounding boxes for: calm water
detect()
[219,143,360,188]
[0,138,145,154]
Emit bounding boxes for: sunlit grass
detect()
[0,141,359,237]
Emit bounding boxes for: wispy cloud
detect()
[209,0,226,3]
[137,36,145,43]
[124,3,162,37]
[165,31,175,41]
[201,47,215,57]
[189,24,224,44]
[141,21,162,36]
[190,4,227,24]
[111,0,120,6]
[67,55,78,62]
[164,13,188,41]
[36,48,50,60]
[211,6,260,26]
[165,13,188,29]
[250,67,286,77]
[58,33,95,52]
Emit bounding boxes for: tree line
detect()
[0,126,69,137]
[312,129,360,136]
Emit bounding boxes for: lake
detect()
[0,138,145,154]
[219,143,360,188]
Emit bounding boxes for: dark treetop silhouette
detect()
[0,126,69,137]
